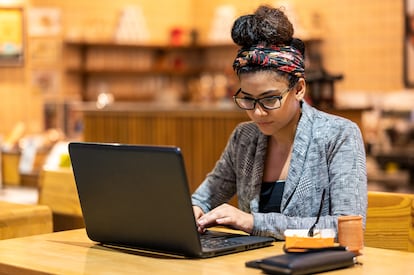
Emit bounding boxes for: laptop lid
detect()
[68,142,273,258]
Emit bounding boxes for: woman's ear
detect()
[294,78,306,101]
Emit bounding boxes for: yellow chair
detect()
[38,168,84,231]
[364,191,414,252]
[0,201,53,240]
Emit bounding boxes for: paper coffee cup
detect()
[338,215,364,253]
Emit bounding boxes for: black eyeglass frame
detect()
[232,87,291,110]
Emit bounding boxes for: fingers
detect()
[215,216,233,225]
[196,204,254,234]
[196,204,233,231]
[197,212,218,231]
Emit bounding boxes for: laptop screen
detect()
[69,142,203,256]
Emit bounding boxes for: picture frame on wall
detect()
[405,0,414,87]
[27,7,61,37]
[0,7,24,66]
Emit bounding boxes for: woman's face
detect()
[238,71,305,136]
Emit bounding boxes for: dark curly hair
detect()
[231,5,305,86]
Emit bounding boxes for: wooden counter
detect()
[79,102,249,193]
[78,102,365,193]
[0,228,413,274]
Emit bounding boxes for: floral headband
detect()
[232,44,305,78]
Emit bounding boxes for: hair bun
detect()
[231,5,294,47]
[231,14,259,47]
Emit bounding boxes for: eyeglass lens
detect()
[235,97,281,110]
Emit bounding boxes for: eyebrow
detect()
[240,89,282,97]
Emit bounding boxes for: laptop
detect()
[68,142,274,258]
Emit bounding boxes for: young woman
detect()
[191,5,367,240]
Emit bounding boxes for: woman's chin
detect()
[256,124,274,135]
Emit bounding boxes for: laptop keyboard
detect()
[200,230,244,249]
[201,237,242,249]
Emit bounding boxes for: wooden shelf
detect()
[63,41,238,101]
[66,67,203,76]
[63,39,336,104]
[64,40,237,50]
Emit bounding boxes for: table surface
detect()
[0,229,413,275]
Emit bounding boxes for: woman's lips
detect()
[256,121,272,126]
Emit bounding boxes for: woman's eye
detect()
[261,97,278,104]
[242,97,255,100]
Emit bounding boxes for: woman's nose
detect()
[253,104,268,116]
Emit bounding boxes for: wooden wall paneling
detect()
[116,113,129,143]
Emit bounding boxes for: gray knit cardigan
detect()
[191,101,367,240]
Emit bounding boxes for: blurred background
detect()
[1,0,414,215]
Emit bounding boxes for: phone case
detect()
[248,250,357,275]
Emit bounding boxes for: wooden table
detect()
[0,229,413,274]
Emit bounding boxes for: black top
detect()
[259,180,285,213]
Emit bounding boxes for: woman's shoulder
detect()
[301,102,363,142]
[303,101,358,129]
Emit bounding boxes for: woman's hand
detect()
[196,203,254,234]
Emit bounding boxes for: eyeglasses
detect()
[233,87,291,110]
